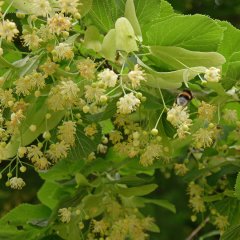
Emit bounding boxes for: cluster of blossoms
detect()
[204,67,221,83]
[0,0,238,237]
[167,104,192,139]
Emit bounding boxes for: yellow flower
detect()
[117,93,141,115]
[59,0,81,15]
[15,71,46,96]
[33,0,51,16]
[109,130,123,144]
[9,177,26,190]
[52,43,74,61]
[198,101,216,122]
[0,20,19,42]
[174,163,189,176]
[140,143,163,166]
[27,145,43,163]
[22,31,43,50]
[128,64,145,89]
[47,141,70,162]
[204,67,221,82]
[48,13,71,35]
[167,104,191,127]
[77,58,96,80]
[223,109,238,124]
[84,85,105,102]
[40,59,59,76]
[189,195,206,213]
[58,208,71,223]
[193,128,213,149]
[98,68,118,88]
[84,123,98,137]
[58,121,76,146]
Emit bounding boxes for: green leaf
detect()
[149,46,225,70]
[39,158,84,181]
[37,182,62,209]
[222,51,240,90]
[145,67,206,90]
[235,172,240,200]
[221,225,240,240]
[84,26,102,52]
[217,21,240,63]
[0,203,51,226]
[89,0,125,32]
[136,197,176,213]
[117,184,158,197]
[79,0,93,17]
[115,17,138,53]
[135,0,175,36]
[75,173,90,187]
[146,14,224,51]
[99,119,114,134]
[125,0,142,41]
[101,29,117,61]
[82,194,104,217]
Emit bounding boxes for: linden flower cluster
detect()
[193,123,220,149]
[48,79,80,111]
[188,182,206,213]
[117,92,141,114]
[167,104,192,139]
[0,20,19,42]
[32,0,52,16]
[15,71,46,96]
[204,67,221,82]
[52,43,74,61]
[9,177,26,190]
[98,68,118,88]
[58,208,72,223]
[127,64,146,89]
[198,101,216,122]
[59,0,82,18]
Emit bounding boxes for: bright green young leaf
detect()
[84,26,102,52]
[101,29,117,61]
[115,17,138,53]
[145,67,206,89]
[146,14,224,51]
[149,46,226,70]
[125,0,142,41]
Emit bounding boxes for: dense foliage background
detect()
[0,0,240,240]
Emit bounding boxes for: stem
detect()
[186,217,210,240]
[2,0,14,19]
[105,85,120,96]
[119,60,126,95]
[158,88,168,110]
[154,108,165,129]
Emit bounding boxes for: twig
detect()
[186,217,210,240]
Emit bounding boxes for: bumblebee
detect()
[176,89,193,107]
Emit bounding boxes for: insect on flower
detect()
[176,89,193,107]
